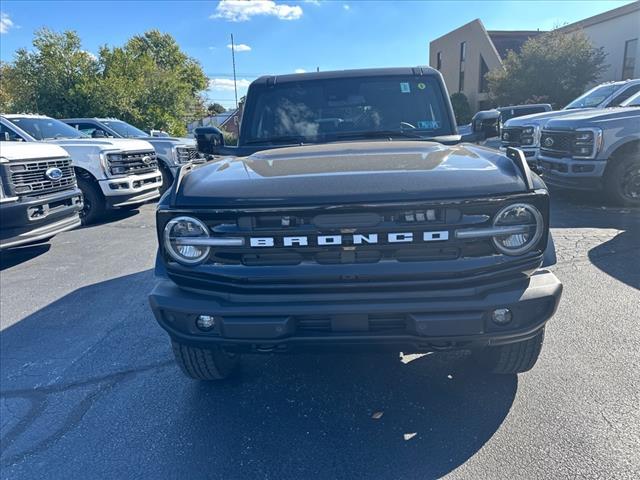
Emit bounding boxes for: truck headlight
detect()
[520,125,539,146]
[572,128,602,159]
[104,152,125,176]
[492,203,543,256]
[163,216,211,265]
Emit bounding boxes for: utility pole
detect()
[231,33,238,109]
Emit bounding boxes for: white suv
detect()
[1,114,162,224]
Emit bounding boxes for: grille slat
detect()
[8,157,76,197]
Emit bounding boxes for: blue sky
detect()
[0,0,633,109]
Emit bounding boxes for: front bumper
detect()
[149,270,562,352]
[0,188,83,249]
[99,171,162,208]
[538,155,606,191]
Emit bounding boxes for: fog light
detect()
[196,314,217,331]
[491,308,513,325]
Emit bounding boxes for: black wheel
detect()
[159,164,173,196]
[171,341,240,381]
[77,177,105,225]
[478,329,545,374]
[604,145,640,207]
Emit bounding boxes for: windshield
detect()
[102,120,149,138]
[10,117,88,140]
[240,75,453,145]
[564,84,621,110]
[621,92,640,107]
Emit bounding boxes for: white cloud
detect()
[303,0,320,4]
[1,12,14,34]
[212,0,303,22]
[294,68,306,74]
[343,4,350,10]
[82,50,98,61]
[227,43,252,52]
[209,78,252,91]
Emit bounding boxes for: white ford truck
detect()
[0,114,162,224]
[0,142,83,249]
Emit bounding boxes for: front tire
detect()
[171,341,240,381]
[77,177,106,225]
[159,164,173,196]
[478,328,545,374]
[604,145,640,207]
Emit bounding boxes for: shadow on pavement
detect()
[0,270,517,479]
[0,244,51,271]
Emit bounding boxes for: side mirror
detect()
[92,130,106,138]
[2,132,9,141]
[194,126,224,155]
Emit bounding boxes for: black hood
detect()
[175,141,528,207]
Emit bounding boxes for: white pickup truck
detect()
[0,142,83,249]
[0,114,162,224]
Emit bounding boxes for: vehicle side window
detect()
[0,123,25,142]
[609,84,640,106]
[72,122,110,137]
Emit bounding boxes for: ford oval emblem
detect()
[142,156,152,165]
[45,167,63,181]
[543,137,554,147]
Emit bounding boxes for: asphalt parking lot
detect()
[1,190,639,479]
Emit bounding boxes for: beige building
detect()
[557,1,639,83]
[429,1,640,113]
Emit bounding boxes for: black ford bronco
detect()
[149,67,562,381]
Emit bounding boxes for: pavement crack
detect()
[0,360,173,467]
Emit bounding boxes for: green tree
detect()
[208,103,226,115]
[97,30,208,135]
[2,29,99,117]
[450,92,472,125]
[1,28,208,136]
[487,29,607,108]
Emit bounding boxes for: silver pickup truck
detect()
[537,92,640,206]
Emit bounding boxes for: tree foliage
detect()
[450,92,472,125]
[1,29,208,136]
[487,29,607,108]
[208,103,226,114]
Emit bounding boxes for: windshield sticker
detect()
[417,120,440,129]
[400,82,411,93]
[417,82,426,90]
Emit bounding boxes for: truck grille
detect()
[501,127,522,147]
[6,157,76,197]
[108,151,157,175]
[176,146,201,164]
[540,131,573,158]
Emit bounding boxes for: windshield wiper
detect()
[245,135,310,145]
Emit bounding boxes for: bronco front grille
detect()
[6,157,76,197]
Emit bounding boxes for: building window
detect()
[458,41,466,92]
[436,51,442,70]
[622,38,637,79]
[479,55,489,93]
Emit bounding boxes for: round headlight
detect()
[492,203,543,256]
[163,216,211,265]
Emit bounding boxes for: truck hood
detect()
[0,142,70,161]
[47,137,153,152]
[504,108,592,128]
[175,141,529,207]
[142,136,196,146]
[543,107,640,129]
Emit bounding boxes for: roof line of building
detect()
[557,0,639,32]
